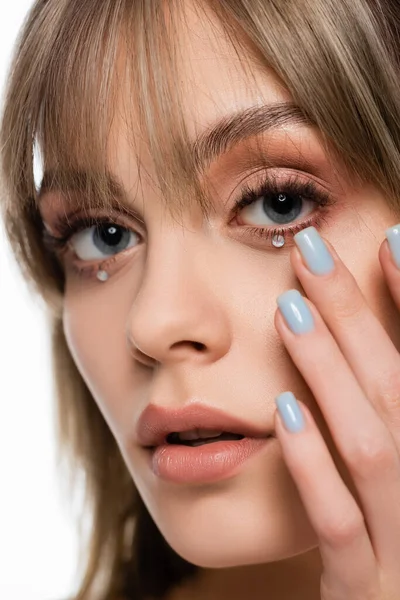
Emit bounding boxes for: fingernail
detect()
[385,224,400,269]
[275,391,305,433]
[277,289,315,334]
[294,226,334,275]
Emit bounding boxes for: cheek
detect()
[63,300,96,378]
[62,291,136,439]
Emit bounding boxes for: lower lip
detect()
[150,436,274,484]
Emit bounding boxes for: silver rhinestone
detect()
[97,269,109,282]
[272,233,285,248]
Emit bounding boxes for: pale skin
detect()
[39,2,400,599]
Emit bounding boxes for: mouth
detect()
[164,430,246,447]
[148,426,275,484]
[137,402,274,449]
[136,402,274,449]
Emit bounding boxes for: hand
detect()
[273,225,400,600]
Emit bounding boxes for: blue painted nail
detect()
[294,226,334,275]
[386,224,400,269]
[277,289,315,334]
[275,391,305,433]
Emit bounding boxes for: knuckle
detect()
[329,281,365,321]
[319,509,365,549]
[324,272,365,320]
[374,370,400,415]
[346,432,397,478]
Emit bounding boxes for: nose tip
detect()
[125,286,231,365]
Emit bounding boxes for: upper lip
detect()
[136,402,275,447]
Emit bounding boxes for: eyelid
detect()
[226,167,330,211]
[43,208,145,247]
[229,169,334,218]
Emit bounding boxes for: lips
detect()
[136,402,274,448]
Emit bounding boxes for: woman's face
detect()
[40,3,400,569]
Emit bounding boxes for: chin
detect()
[164,526,319,569]
[130,438,319,569]
[147,483,320,569]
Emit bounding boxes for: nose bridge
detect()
[141,227,201,304]
[126,225,231,364]
[144,219,203,290]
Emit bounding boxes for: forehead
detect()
[106,1,293,194]
[172,1,292,132]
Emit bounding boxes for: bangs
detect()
[30,0,297,224]
[13,0,400,216]
[31,0,213,220]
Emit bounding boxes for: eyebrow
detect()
[192,101,312,169]
[37,101,313,205]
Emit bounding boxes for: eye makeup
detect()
[228,170,336,246]
[41,167,337,281]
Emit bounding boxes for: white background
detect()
[0,3,80,599]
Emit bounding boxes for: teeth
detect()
[198,429,224,438]
[178,429,223,441]
[178,430,199,441]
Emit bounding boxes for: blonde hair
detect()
[1,1,400,598]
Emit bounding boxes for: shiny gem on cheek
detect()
[272,233,286,248]
[97,268,109,282]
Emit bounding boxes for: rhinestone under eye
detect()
[96,269,109,281]
[272,233,285,248]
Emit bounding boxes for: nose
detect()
[125,229,232,366]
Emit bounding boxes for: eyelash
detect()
[231,172,335,241]
[42,172,337,279]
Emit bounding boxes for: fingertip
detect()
[383,226,400,270]
[290,245,303,272]
[274,303,286,336]
[380,236,400,272]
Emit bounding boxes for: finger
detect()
[275,294,400,569]
[274,394,378,598]
[292,226,400,441]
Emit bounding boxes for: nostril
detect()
[192,342,206,351]
[171,340,206,352]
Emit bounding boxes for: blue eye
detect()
[42,215,141,262]
[71,222,139,261]
[231,171,336,245]
[238,191,315,227]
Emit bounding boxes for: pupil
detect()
[263,193,302,224]
[94,223,130,255]
[99,224,122,246]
